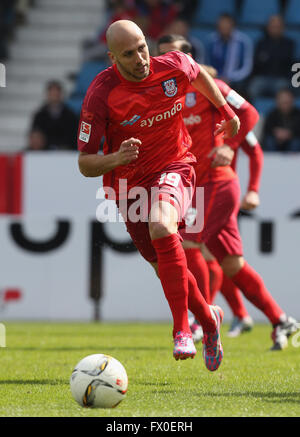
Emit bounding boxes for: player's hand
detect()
[116,138,141,166]
[240,190,260,210]
[208,144,234,168]
[214,115,240,139]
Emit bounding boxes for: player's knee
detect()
[149,221,172,240]
[221,255,244,277]
[182,240,200,249]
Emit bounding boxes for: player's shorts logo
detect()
[79,121,91,143]
[185,92,196,107]
[162,78,178,97]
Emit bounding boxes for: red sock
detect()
[185,248,210,302]
[231,262,283,324]
[152,234,190,337]
[220,274,249,319]
[206,260,223,304]
[187,269,217,332]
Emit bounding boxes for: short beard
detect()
[117,61,149,82]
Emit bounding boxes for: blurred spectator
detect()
[26,129,47,151]
[173,0,197,22]
[31,81,79,151]
[205,13,253,93]
[162,19,205,63]
[0,0,16,61]
[15,0,35,24]
[136,0,178,41]
[82,0,139,62]
[249,15,295,100]
[263,88,300,152]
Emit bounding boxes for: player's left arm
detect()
[215,79,259,151]
[239,133,264,210]
[190,66,240,139]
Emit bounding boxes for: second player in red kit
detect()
[157,34,299,351]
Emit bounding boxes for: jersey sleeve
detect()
[161,51,201,82]
[215,78,247,110]
[77,92,108,154]
[224,97,260,149]
[240,133,264,193]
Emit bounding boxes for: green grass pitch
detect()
[0,322,299,417]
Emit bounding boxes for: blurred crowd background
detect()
[1,0,300,153]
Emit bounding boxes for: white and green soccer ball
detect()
[70,354,128,408]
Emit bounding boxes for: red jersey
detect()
[183,78,259,186]
[77,51,201,198]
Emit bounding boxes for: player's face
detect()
[157,41,183,56]
[109,36,150,82]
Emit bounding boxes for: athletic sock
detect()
[220,274,249,319]
[187,269,217,333]
[184,248,210,302]
[231,262,284,325]
[206,259,223,304]
[152,233,190,337]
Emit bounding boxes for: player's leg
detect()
[221,254,298,350]
[202,242,253,337]
[145,163,223,368]
[201,244,223,304]
[149,199,192,340]
[149,165,200,361]
[182,240,210,303]
[220,274,254,337]
[204,177,298,349]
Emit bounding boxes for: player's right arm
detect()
[77,75,141,177]
[78,138,140,177]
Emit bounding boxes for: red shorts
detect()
[117,162,195,263]
[180,177,243,263]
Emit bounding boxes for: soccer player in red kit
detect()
[77,20,240,370]
[157,34,299,351]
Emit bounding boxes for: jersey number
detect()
[158,172,181,188]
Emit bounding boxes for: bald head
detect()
[106,20,150,82]
[106,20,145,52]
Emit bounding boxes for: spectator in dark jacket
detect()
[205,13,253,93]
[31,81,79,150]
[263,88,300,152]
[249,15,295,100]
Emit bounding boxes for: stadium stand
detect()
[193,0,236,25]
[66,60,108,115]
[239,0,281,25]
[1,0,299,152]
[284,0,300,26]
[0,0,106,152]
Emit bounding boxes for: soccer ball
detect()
[70,354,128,408]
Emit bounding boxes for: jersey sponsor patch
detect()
[161,78,178,97]
[226,89,245,109]
[183,113,201,126]
[79,121,91,143]
[185,92,196,107]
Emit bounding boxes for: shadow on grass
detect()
[5,346,168,352]
[0,379,68,385]
[200,391,300,404]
